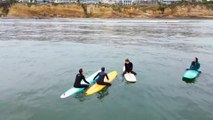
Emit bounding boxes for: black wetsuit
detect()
[74,73,89,88]
[123,62,136,75]
[94,72,111,86]
[190,61,200,71]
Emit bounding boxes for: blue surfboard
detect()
[183,70,200,79]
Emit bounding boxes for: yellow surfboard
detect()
[86,71,118,96]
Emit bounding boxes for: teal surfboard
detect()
[60,70,101,99]
[183,70,200,79]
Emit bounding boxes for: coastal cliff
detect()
[0,7,3,16]
[1,2,213,18]
[6,3,85,18]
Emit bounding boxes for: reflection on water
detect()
[74,92,87,102]
[96,87,109,100]
[73,87,110,101]
[125,81,137,84]
[182,78,196,83]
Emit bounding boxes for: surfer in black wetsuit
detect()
[94,67,111,86]
[123,59,137,76]
[73,68,90,88]
[189,57,200,71]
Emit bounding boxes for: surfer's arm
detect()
[130,63,133,70]
[197,63,200,70]
[106,74,109,80]
[82,75,89,84]
[93,73,99,80]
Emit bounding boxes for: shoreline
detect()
[1,16,213,19]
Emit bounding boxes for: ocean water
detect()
[0,18,213,120]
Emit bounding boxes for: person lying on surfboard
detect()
[188,57,200,71]
[93,67,111,86]
[123,59,137,76]
[73,68,90,89]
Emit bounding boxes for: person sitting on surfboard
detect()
[93,67,111,86]
[189,57,200,71]
[73,68,90,88]
[123,59,137,76]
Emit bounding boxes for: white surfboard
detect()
[123,66,137,82]
[60,70,101,99]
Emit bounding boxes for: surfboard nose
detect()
[85,92,91,96]
[60,94,66,99]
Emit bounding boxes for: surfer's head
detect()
[79,68,83,74]
[194,57,198,62]
[125,59,130,64]
[101,67,105,72]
